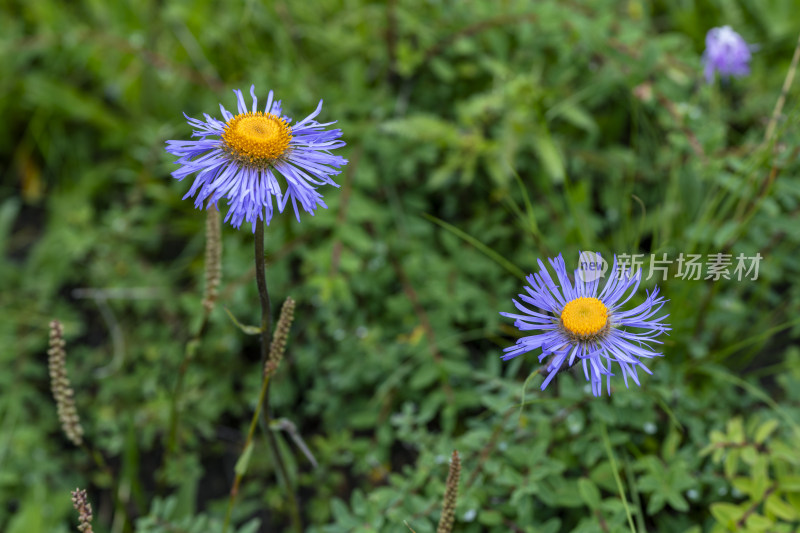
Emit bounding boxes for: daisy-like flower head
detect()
[166,86,347,230]
[500,254,670,397]
[703,26,753,84]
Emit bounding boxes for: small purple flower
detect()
[500,254,670,397]
[166,86,347,230]
[703,26,753,84]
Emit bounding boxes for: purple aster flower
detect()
[703,26,753,84]
[166,86,347,230]
[500,254,670,397]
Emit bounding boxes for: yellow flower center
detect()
[221,112,292,165]
[560,297,609,339]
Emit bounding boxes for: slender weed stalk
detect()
[165,207,222,464]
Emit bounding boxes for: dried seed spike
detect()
[265,297,295,378]
[71,488,94,533]
[48,320,84,446]
[436,450,461,533]
[202,205,222,313]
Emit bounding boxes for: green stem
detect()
[222,218,301,533]
[254,217,272,355]
[600,423,636,533]
[254,218,302,532]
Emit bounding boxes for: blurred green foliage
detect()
[2,0,800,531]
[701,382,800,533]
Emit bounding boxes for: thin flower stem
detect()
[255,219,302,532]
[222,218,302,533]
[600,423,636,533]
[254,217,272,354]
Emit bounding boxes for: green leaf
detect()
[646,492,666,515]
[712,448,725,463]
[478,510,504,526]
[745,513,774,532]
[236,518,262,533]
[409,364,440,390]
[550,104,598,137]
[709,429,726,444]
[578,477,602,509]
[732,477,754,497]
[754,419,779,444]
[741,446,758,465]
[665,491,689,512]
[661,427,681,461]
[779,476,800,492]
[223,307,262,335]
[234,442,254,477]
[532,125,565,184]
[788,493,800,513]
[590,461,617,493]
[710,502,744,527]
[728,418,745,443]
[724,450,740,478]
[765,493,798,521]
[771,440,800,465]
[752,456,770,499]
[330,498,360,529]
[351,489,367,515]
